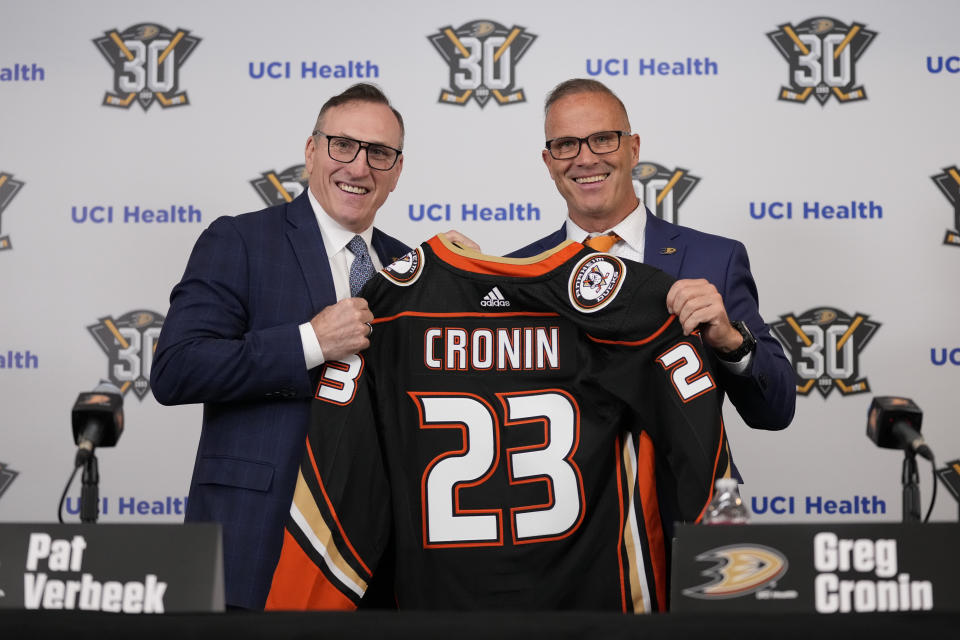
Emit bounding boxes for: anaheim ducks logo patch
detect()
[381,247,424,286]
[682,544,789,599]
[568,254,625,313]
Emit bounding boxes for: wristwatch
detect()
[717,321,756,362]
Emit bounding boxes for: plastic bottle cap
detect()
[715,478,739,491]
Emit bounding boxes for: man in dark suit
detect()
[511,79,794,437]
[151,84,412,610]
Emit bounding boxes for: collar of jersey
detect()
[428,234,583,277]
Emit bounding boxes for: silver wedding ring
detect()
[366,322,373,337]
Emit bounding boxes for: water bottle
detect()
[702,477,750,524]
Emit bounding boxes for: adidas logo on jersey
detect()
[480,286,511,307]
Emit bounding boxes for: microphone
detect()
[867,396,932,461]
[71,381,124,467]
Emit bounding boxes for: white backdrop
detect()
[2,0,959,526]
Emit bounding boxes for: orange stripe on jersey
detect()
[372,310,560,325]
[614,434,628,613]
[305,437,373,577]
[635,433,667,611]
[290,472,368,594]
[428,234,583,277]
[265,528,357,611]
[695,417,728,524]
[587,315,677,346]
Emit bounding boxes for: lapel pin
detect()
[660,247,677,255]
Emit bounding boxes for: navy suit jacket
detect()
[509,209,795,432]
[151,192,410,609]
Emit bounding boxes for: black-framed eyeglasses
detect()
[313,131,402,171]
[544,130,629,160]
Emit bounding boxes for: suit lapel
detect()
[643,209,685,278]
[285,193,336,310]
[371,228,407,267]
[536,226,568,254]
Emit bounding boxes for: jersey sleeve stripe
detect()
[614,434,629,613]
[288,494,368,598]
[632,433,667,610]
[586,315,677,346]
[304,437,374,577]
[694,418,729,524]
[265,527,358,611]
[289,471,369,596]
[373,310,560,325]
[619,433,654,613]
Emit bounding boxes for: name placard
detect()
[0,523,223,613]
[671,523,960,614]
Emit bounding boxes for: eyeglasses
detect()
[545,130,629,160]
[313,131,402,171]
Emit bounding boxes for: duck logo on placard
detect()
[931,166,960,247]
[87,310,165,400]
[632,162,700,225]
[93,23,201,110]
[682,544,789,599]
[251,165,309,206]
[767,17,876,105]
[428,19,537,108]
[0,172,24,252]
[770,307,880,398]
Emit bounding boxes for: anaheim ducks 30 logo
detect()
[767,17,876,105]
[93,23,201,110]
[931,165,960,247]
[682,544,789,599]
[381,247,424,286]
[771,307,880,398]
[251,164,308,206]
[569,254,625,313]
[428,19,536,108]
[0,461,18,502]
[0,172,24,252]
[87,310,165,400]
[632,162,700,224]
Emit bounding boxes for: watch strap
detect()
[717,321,756,362]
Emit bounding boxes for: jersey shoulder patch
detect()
[381,247,425,286]
[567,253,626,313]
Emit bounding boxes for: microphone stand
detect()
[80,452,100,524]
[902,449,921,523]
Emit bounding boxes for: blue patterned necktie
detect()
[347,235,376,296]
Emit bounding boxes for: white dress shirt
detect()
[298,188,382,369]
[565,200,646,263]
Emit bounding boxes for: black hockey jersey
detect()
[266,235,732,613]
